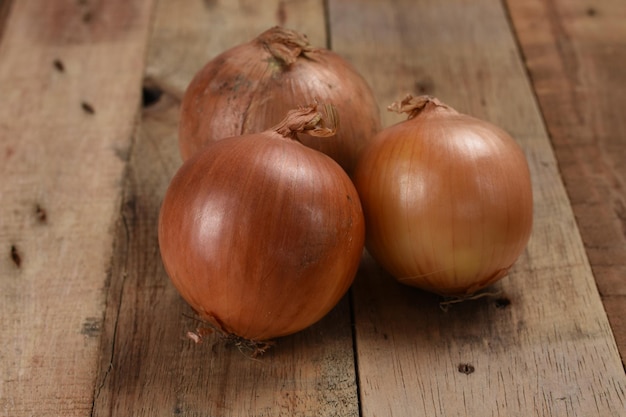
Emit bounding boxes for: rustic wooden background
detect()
[1,0,625,416]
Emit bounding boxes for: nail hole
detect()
[81,101,95,115]
[494,297,511,309]
[414,77,435,95]
[142,85,163,108]
[82,11,93,23]
[81,317,102,337]
[458,363,475,375]
[53,59,65,72]
[10,245,21,267]
[35,204,47,223]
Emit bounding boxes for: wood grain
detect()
[0,0,13,42]
[505,0,626,364]
[2,1,625,416]
[328,0,626,415]
[91,1,359,416]
[0,0,154,416]
[144,0,328,99]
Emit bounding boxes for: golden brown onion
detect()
[159,104,365,342]
[354,95,533,296]
[178,26,381,175]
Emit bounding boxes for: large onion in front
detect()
[354,95,533,296]
[159,104,365,342]
[178,26,381,175]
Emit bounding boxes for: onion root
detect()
[186,316,275,358]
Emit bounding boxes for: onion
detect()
[158,104,365,342]
[353,95,533,296]
[178,26,381,175]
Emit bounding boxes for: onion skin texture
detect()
[178,26,381,175]
[158,109,365,341]
[353,95,533,296]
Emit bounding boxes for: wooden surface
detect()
[0,1,154,416]
[1,0,625,416]
[506,0,626,366]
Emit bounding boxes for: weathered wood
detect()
[91,1,359,416]
[3,1,625,416]
[144,0,328,99]
[505,0,626,364]
[0,0,154,416]
[0,0,13,41]
[329,0,626,415]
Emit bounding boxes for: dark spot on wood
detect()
[81,101,95,114]
[495,297,511,309]
[142,85,163,107]
[78,0,93,23]
[123,195,138,216]
[31,355,43,367]
[35,204,47,223]
[203,0,217,9]
[82,11,93,23]
[81,317,102,337]
[414,77,435,95]
[382,333,389,340]
[458,363,475,375]
[10,245,21,267]
[586,7,597,16]
[53,59,65,72]
[113,146,130,162]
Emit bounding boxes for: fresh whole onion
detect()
[353,95,533,296]
[159,104,365,342]
[178,26,381,175]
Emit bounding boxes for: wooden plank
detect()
[91,1,359,416]
[0,0,154,416]
[144,0,328,99]
[328,0,626,416]
[0,0,13,42]
[505,0,626,364]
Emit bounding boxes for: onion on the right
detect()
[353,94,533,296]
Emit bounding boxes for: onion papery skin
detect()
[158,130,365,341]
[178,27,381,175]
[353,96,533,296]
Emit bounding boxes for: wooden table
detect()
[1,0,625,416]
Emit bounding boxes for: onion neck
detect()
[272,103,339,140]
[257,26,314,66]
[388,94,457,119]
